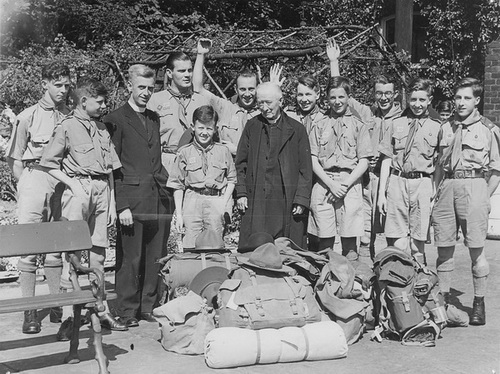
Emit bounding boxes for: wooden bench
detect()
[0,220,116,374]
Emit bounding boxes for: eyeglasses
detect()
[374,91,395,98]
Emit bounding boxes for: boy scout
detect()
[193,38,260,156]
[432,77,500,325]
[147,52,209,174]
[328,41,402,256]
[167,105,236,250]
[378,78,441,264]
[7,61,70,334]
[308,76,372,258]
[40,78,127,332]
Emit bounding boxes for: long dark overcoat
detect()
[235,111,312,249]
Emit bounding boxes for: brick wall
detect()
[484,38,500,125]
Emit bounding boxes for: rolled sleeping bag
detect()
[204,321,348,369]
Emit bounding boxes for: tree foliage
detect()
[415,0,500,97]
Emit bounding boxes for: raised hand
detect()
[197,38,212,54]
[269,63,285,87]
[326,37,340,62]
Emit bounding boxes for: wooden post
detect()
[395,0,413,54]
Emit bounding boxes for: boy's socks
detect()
[19,271,36,298]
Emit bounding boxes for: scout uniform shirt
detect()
[309,108,373,171]
[438,110,500,174]
[8,95,70,162]
[147,88,209,155]
[379,114,441,174]
[204,90,259,152]
[285,105,326,135]
[40,108,121,176]
[167,140,236,191]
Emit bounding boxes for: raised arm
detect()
[193,38,212,94]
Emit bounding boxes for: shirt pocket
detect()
[211,160,228,184]
[185,158,204,184]
[73,143,95,168]
[393,133,407,152]
[462,137,486,165]
[342,137,357,159]
[419,132,439,159]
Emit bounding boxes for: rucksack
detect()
[371,248,440,346]
[217,267,323,330]
[158,252,238,299]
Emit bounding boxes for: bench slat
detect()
[0,221,92,257]
[0,291,117,314]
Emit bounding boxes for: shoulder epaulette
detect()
[177,143,193,152]
[480,116,497,130]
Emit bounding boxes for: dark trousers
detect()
[115,217,170,318]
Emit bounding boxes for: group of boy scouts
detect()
[6,37,500,340]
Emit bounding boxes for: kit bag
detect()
[315,252,370,345]
[217,267,322,330]
[158,252,237,297]
[372,248,440,346]
[153,291,215,355]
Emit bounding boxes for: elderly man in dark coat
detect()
[235,82,312,250]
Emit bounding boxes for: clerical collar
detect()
[128,97,146,113]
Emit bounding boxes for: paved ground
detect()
[1,236,499,374]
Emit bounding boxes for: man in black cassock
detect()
[235,82,312,250]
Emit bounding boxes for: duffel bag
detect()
[153,291,215,355]
[315,251,369,345]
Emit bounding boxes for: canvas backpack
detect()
[158,252,238,299]
[371,248,440,346]
[217,266,323,330]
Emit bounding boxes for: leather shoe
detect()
[100,313,128,331]
[23,310,41,334]
[119,316,139,328]
[140,313,156,323]
[469,296,486,326]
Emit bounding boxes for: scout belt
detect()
[391,169,431,179]
[445,169,484,179]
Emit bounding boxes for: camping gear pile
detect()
[154,232,469,368]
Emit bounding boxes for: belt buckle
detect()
[455,171,465,179]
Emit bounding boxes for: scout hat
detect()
[192,229,226,252]
[237,232,274,253]
[238,242,293,274]
[189,266,229,308]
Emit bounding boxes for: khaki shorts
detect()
[61,178,110,248]
[431,178,489,248]
[308,171,364,238]
[182,188,225,249]
[384,174,433,241]
[16,166,62,272]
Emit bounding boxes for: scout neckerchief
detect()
[192,137,214,175]
[298,105,321,131]
[402,110,428,172]
[167,86,193,130]
[74,108,106,171]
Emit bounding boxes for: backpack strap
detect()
[224,253,231,270]
[247,269,266,317]
[283,277,300,316]
[401,319,441,347]
[201,253,207,269]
